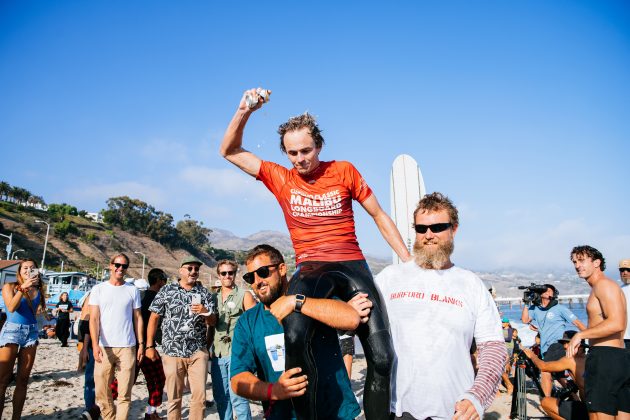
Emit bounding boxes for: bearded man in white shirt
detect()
[375,192,506,420]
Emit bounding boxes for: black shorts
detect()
[543,342,565,361]
[558,400,588,420]
[544,342,567,380]
[584,346,630,415]
[338,331,355,357]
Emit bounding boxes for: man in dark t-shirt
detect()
[138,268,168,419]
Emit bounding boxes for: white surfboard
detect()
[390,154,426,264]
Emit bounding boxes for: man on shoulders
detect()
[146,256,216,420]
[211,259,256,420]
[567,246,629,419]
[375,192,506,420]
[619,258,630,349]
[230,244,372,420]
[521,284,586,397]
[221,88,409,419]
[89,253,144,420]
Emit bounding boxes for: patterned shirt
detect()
[149,282,214,358]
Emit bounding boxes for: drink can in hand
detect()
[245,88,271,109]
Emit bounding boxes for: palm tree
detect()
[0,181,10,201]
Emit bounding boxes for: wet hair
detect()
[147,268,167,286]
[216,259,238,274]
[16,258,46,311]
[570,245,606,271]
[109,253,130,265]
[413,192,459,226]
[245,244,285,265]
[277,112,325,153]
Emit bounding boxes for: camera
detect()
[517,283,549,306]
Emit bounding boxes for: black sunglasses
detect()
[184,265,200,272]
[113,263,129,269]
[620,268,630,273]
[243,264,280,285]
[414,223,452,234]
[219,271,235,277]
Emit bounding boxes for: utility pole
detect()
[134,251,146,280]
[0,232,12,259]
[35,219,50,270]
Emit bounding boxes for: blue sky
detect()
[1,1,628,274]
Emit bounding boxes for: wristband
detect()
[145,345,155,349]
[265,383,275,418]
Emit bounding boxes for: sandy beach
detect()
[4,338,546,419]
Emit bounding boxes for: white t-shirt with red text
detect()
[90,281,141,347]
[375,261,503,419]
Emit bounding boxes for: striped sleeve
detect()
[459,340,506,417]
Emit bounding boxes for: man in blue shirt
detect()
[231,244,371,420]
[521,284,585,397]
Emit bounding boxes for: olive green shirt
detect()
[213,285,246,357]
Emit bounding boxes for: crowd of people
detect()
[0,88,627,420]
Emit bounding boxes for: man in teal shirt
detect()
[231,244,372,419]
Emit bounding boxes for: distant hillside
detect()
[1,201,590,297]
[0,202,217,284]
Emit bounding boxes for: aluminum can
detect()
[245,88,271,109]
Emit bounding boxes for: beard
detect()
[413,236,454,270]
[256,280,284,306]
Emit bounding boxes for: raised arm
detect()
[219,88,267,177]
[360,194,412,262]
[521,305,532,324]
[270,295,360,330]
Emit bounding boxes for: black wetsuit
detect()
[282,260,394,420]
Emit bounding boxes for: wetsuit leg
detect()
[283,264,337,420]
[338,260,394,420]
[283,261,394,420]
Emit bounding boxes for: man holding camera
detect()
[521,285,585,397]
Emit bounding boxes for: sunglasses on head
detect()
[414,223,452,234]
[219,271,235,277]
[243,264,280,285]
[184,265,200,273]
[113,263,129,270]
[620,268,630,273]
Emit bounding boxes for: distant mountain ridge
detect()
[208,228,294,255]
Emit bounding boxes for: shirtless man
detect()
[523,331,588,420]
[567,245,630,420]
[220,88,411,419]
